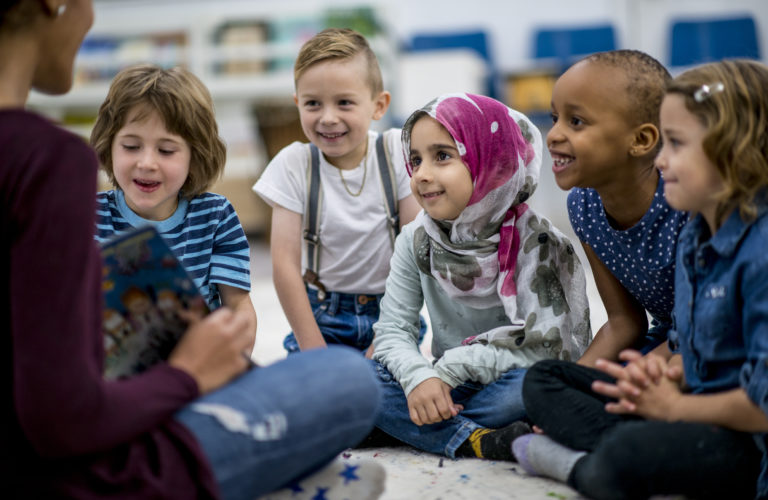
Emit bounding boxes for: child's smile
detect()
[133,178,162,192]
[550,153,575,174]
[420,189,445,200]
[317,131,347,140]
[417,188,449,210]
[314,130,351,150]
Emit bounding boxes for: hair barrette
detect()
[693,82,724,103]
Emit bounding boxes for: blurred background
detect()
[31,0,766,362]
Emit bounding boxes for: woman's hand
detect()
[168,307,253,394]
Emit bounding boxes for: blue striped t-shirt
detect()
[95,189,251,308]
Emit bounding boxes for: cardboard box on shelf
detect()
[253,103,306,160]
[213,21,269,76]
[504,72,556,113]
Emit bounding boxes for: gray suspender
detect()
[302,144,324,297]
[375,133,400,243]
[302,133,399,300]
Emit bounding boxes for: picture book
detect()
[101,226,208,379]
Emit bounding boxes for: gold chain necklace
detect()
[337,161,367,197]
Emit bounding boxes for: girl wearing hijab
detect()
[371,93,591,460]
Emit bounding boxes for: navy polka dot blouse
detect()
[568,178,688,338]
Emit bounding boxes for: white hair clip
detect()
[693,82,724,103]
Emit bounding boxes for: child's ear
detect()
[371,91,391,121]
[293,94,299,107]
[41,0,63,17]
[630,123,660,157]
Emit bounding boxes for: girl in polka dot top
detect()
[547,50,688,367]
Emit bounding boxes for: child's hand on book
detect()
[168,307,253,394]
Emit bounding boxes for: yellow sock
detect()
[466,428,494,458]
[456,422,532,461]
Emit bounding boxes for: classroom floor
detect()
[247,240,588,500]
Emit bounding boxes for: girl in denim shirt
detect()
[514,60,768,499]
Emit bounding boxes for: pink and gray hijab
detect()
[402,93,589,359]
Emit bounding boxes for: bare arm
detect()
[219,284,257,352]
[270,205,326,350]
[398,194,421,228]
[577,242,649,367]
[667,388,768,432]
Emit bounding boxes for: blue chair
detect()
[669,16,761,67]
[408,30,497,98]
[532,24,616,71]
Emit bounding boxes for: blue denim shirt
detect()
[668,206,768,498]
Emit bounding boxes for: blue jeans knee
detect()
[176,347,380,499]
[371,361,526,457]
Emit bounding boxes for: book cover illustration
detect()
[101,226,208,379]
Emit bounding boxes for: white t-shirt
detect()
[253,129,412,294]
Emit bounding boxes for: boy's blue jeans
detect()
[284,287,426,353]
[175,347,380,500]
[371,361,527,458]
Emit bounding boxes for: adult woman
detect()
[1,1,380,498]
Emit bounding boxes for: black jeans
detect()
[523,359,762,500]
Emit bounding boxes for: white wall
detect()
[384,0,767,71]
[95,0,767,71]
[386,0,631,71]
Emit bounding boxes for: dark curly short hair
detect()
[582,49,671,130]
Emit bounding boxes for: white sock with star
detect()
[260,456,386,500]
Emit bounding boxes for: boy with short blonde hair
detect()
[293,28,384,95]
[254,28,421,355]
